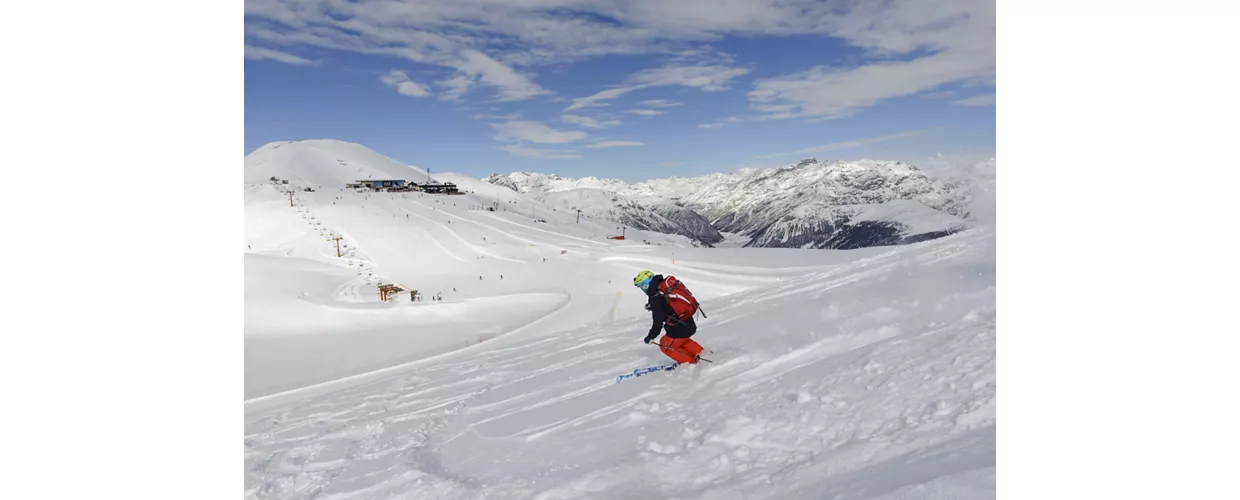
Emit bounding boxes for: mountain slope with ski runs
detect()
[244,139,996,500]
[484,157,978,249]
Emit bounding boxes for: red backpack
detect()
[657,275,699,323]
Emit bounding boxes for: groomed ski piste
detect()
[244,140,996,500]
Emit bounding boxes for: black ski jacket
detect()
[644,274,696,340]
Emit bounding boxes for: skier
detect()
[632,270,705,364]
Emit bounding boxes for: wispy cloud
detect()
[922,90,956,100]
[796,129,930,154]
[490,119,592,159]
[750,48,994,119]
[631,64,749,91]
[952,93,995,107]
[452,49,549,101]
[699,116,744,129]
[500,144,582,159]
[753,129,932,159]
[561,114,622,129]
[744,0,994,119]
[379,70,432,97]
[564,61,748,113]
[587,140,644,148]
[640,99,683,108]
[244,45,316,66]
[472,112,522,121]
[492,120,588,144]
[246,0,992,114]
[627,109,663,116]
[438,75,475,102]
[564,86,646,112]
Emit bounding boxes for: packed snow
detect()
[244,140,996,499]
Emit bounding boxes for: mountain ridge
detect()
[485,157,978,249]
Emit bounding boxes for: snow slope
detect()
[244,140,995,500]
[246,141,717,397]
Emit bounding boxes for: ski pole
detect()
[653,343,713,363]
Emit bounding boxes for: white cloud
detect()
[246,6,549,101]
[500,144,582,159]
[747,0,995,119]
[587,140,644,148]
[952,93,996,107]
[246,0,992,113]
[795,129,930,154]
[379,70,432,97]
[750,48,995,119]
[563,57,747,112]
[564,86,646,112]
[561,114,622,129]
[752,129,931,159]
[244,45,316,66]
[627,109,663,116]
[640,99,682,107]
[437,75,474,102]
[631,64,749,91]
[492,120,588,144]
[453,49,549,101]
[472,112,522,120]
[922,90,957,100]
[698,116,743,129]
[563,61,747,112]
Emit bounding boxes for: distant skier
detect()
[632,270,705,364]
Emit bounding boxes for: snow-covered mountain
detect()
[484,174,726,245]
[245,139,434,187]
[485,158,976,249]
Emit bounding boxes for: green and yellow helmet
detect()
[633,270,655,289]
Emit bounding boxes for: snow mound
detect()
[244,139,429,188]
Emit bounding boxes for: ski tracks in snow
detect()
[399,206,526,264]
[245,229,996,500]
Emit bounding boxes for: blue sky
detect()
[245,0,994,182]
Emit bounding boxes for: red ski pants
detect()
[658,336,704,364]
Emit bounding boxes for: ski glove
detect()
[644,333,657,344]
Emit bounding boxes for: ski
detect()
[615,363,679,384]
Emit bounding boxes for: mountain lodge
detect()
[344,179,460,194]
